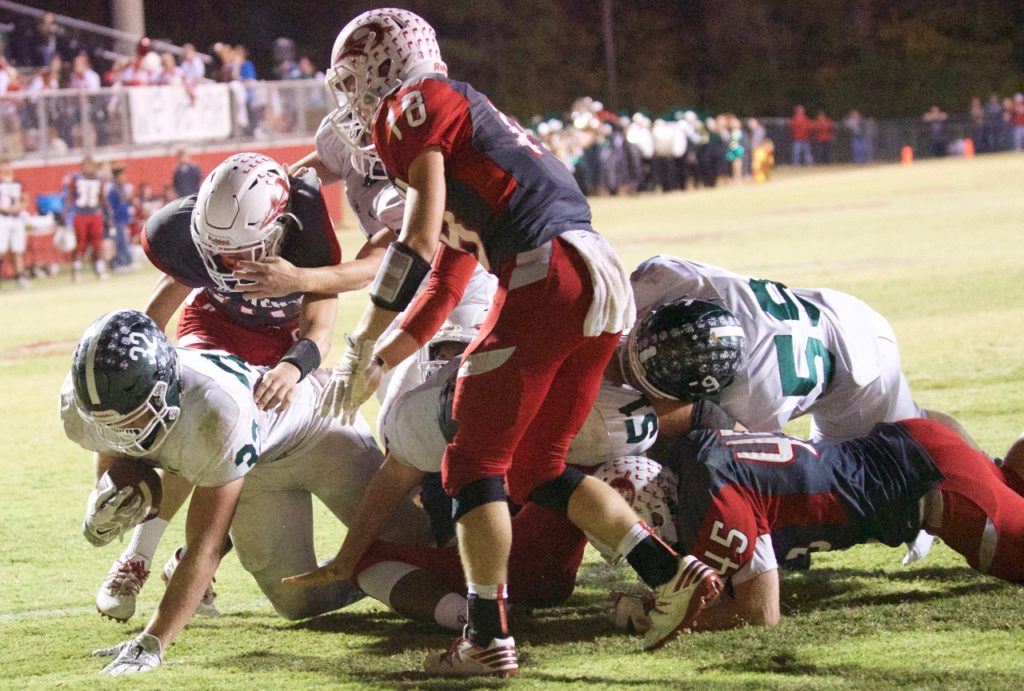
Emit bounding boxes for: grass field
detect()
[2,154,1024,689]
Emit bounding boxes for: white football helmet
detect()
[325,8,447,175]
[190,153,292,292]
[586,456,679,564]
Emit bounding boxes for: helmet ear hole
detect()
[377,58,392,78]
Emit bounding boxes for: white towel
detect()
[560,230,636,337]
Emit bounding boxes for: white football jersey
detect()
[60,349,334,487]
[381,359,658,473]
[0,180,22,210]
[630,256,891,433]
[315,115,404,239]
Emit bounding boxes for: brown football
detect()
[103,459,163,519]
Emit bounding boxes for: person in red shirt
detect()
[811,110,835,164]
[285,8,717,678]
[790,104,813,165]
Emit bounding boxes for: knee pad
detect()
[452,476,507,522]
[528,466,586,516]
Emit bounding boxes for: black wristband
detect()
[369,241,432,311]
[279,338,321,381]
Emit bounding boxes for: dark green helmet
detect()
[623,299,745,402]
[71,310,181,455]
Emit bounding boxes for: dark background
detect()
[23,0,1024,118]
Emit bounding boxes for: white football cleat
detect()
[162,547,221,617]
[423,635,519,678]
[903,530,936,565]
[643,555,723,651]
[96,558,150,622]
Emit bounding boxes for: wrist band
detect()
[279,338,321,381]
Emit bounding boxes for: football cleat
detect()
[96,557,150,622]
[423,635,519,678]
[162,547,221,617]
[643,555,723,651]
[903,530,936,565]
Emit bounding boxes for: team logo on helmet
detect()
[625,298,745,402]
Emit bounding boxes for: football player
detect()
[64,156,111,280]
[622,257,979,563]
[0,159,29,288]
[286,9,713,676]
[61,311,432,676]
[94,153,341,622]
[614,419,1024,632]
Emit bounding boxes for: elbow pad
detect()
[369,241,431,312]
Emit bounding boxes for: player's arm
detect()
[289,151,342,186]
[322,148,447,421]
[95,478,244,674]
[235,226,395,298]
[693,568,780,630]
[144,274,193,331]
[283,453,425,588]
[254,292,338,411]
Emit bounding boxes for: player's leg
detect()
[86,214,107,276]
[95,471,194,620]
[903,419,1024,582]
[9,219,27,285]
[231,457,361,620]
[301,414,433,547]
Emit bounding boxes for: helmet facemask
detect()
[191,214,288,293]
[322,87,387,180]
[82,379,181,457]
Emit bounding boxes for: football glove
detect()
[318,332,381,425]
[93,632,163,676]
[83,477,146,547]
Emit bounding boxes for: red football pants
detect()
[73,214,104,257]
[442,237,620,504]
[175,297,298,366]
[356,502,587,606]
[903,419,1024,583]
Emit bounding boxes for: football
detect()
[103,459,163,520]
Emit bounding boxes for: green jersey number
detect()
[749,279,834,397]
[201,352,257,389]
[234,420,260,468]
[618,398,659,445]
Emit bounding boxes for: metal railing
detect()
[0,79,331,164]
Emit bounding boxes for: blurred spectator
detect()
[811,111,834,164]
[982,94,1003,153]
[122,38,160,86]
[725,115,745,182]
[0,57,23,156]
[68,53,100,91]
[745,117,766,175]
[844,109,868,164]
[154,52,186,86]
[969,97,984,151]
[1013,94,1024,152]
[651,118,677,191]
[172,149,202,197]
[272,37,297,80]
[0,159,29,287]
[297,57,323,80]
[29,12,65,67]
[790,104,813,165]
[180,44,205,84]
[922,105,948,157]
[106,165,135,272]
[1000,97,1014,151]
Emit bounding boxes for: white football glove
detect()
[93,632,163,676]
[82,475,147,547]
[318,332,382,424]
[610,591,654,633]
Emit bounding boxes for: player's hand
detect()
[234,256,304,299]
[93,632,163,676]
[254,361,302,411]
[281,557,353,589]
[318,333,381,424]
[609,592,654,633]
[83,478,146,547]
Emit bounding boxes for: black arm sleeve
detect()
[690,399,738,432]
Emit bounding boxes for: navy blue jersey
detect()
[667,424,943,578]
[142,173,341,329]
[372,76,593,272]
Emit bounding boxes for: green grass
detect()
[2,154,1024,688]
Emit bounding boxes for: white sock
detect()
[434,592,468,631]
[122,517,169,569]
[355,561,418,607]
[615,521,652,559]
[466,582,506,600]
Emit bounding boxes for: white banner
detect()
[128,83,233,145]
